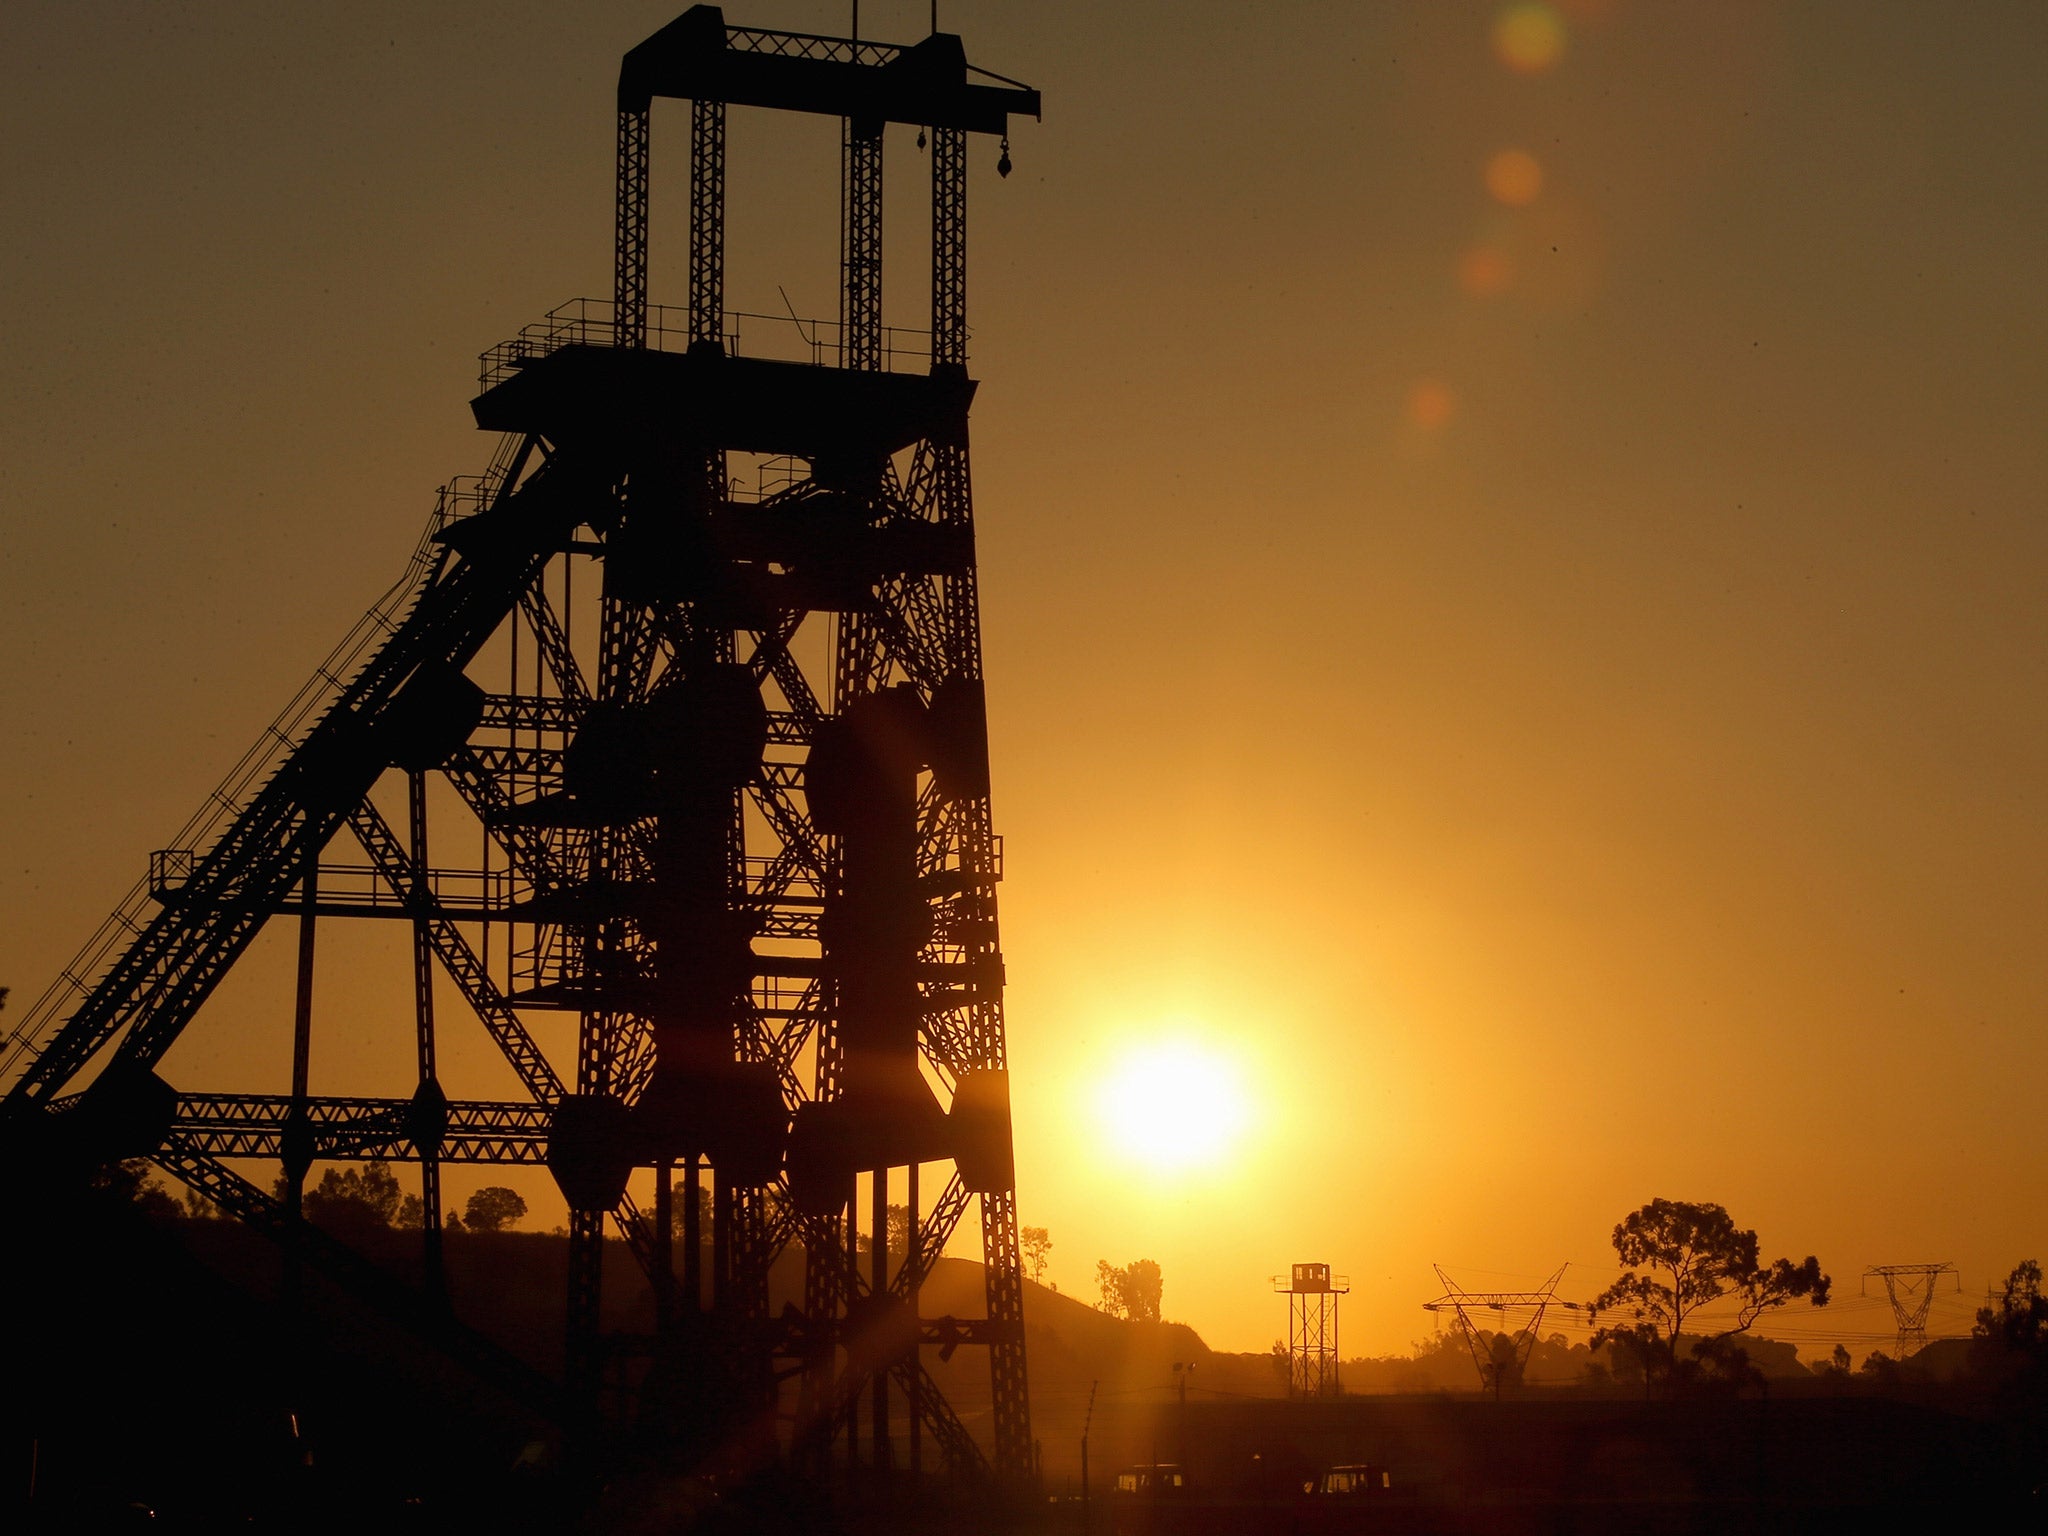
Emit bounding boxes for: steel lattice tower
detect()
[1864,1263,1959,1359]
[2,5,1038,1487]
[1274,1263,1348,1398]
[1423,1264,1581,1398]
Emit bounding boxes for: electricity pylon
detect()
[1424,1264,1583,1397]
[1864,1263,1959,1359]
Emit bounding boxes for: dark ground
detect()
[5,1187,2040,1532]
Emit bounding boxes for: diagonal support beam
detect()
[892,1170,971,1303]
[891,1356,990,1477]
[347,800,564,1102]
[518,587,589,705]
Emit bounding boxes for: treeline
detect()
[100,1157,529,1242]
[1319,1327,1810,1396]
[266,1162,528,1241]
[1309,1258,2048,1402]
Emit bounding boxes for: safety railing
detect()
[479,298,939,391]
[147,851,520,915]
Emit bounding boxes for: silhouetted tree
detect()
[1021,1225,1052,1284]
[1485,1331,1522,1397]
[1974,1259,2046,1353]
[90,1157,182,1222]
[850,1200,910,1257]
[1096,1258,1163,1322]
[1687,1334,1767,1395]
[661,1180,716,1242]
[1589,1198,1828,1393]
[280,1160,403,1240]
[464,1186,528,1232]
[1971,1258,2048,1393]
[1269,1339,1292,1388]
[1585,1330,1653,1390]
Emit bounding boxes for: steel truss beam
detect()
[170,1093,552,1163]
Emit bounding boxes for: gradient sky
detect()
[5,1,2046,1359]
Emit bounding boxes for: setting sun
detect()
[1093,1037,1252,1173]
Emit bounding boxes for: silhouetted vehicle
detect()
[1305,1464,1392,1497]
[1111,1459,1422,1536]
[1115,1464,1189,1496]
[1110,1464,1189,1536]
[1294,1464,1415,1536]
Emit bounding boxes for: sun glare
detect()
[1094,1037,1252,1174]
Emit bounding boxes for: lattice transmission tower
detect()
[3,5,1038,1485]
[1424,1264,1582,1398]
[1865,1263,1959,1359]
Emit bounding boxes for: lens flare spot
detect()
[1492,3,1567,74]
[1406,379,1457,431]
[1485,148,1545,207]
[1458,245,1515,296]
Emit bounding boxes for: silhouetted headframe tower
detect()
[2,6,1038,1482]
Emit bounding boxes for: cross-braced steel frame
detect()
[1274,1264,1348,1398]
[3,3,1039,1491]
[1423,1263,1582,1398]
[1863,1263,1959,1360]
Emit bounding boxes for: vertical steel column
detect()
[938,120,1033,1471]
[615,107,651,349]
[872,1167,890,1476]
[930,125,979,676]
[687,104,736,1362]
[712,1171,732,1309]
[409,770,445,1301]
[565,1205,607,1425]
[682,1155,702,1308]
[906,1159,922,1475]
[283,835,319,1352]
[931,127,967,369]
[798,1012,847,1475]
[796,1208,842,1476]
[652,1159,673,1329]
[286,841,318,1221]
[845,1211,862,1467]
[690,98,726,350]
[841,118,884,370]
[568,553,638,1426]
[982,1183,1033,1475]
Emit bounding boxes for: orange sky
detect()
[4,1,2046,1359]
